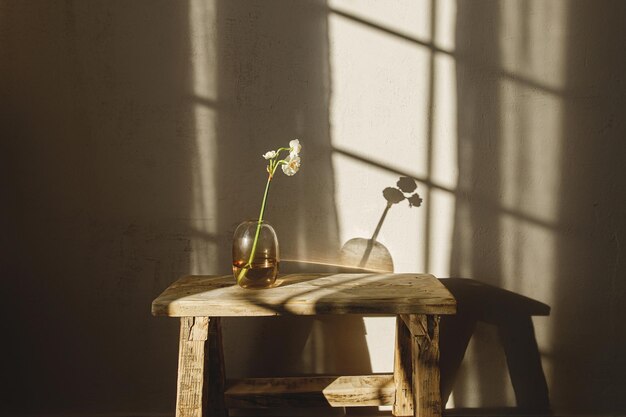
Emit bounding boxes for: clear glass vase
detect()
[232,220,279,289]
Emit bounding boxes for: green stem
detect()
[248,174,273,264]
[237,170,274,284]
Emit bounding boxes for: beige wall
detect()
[1,0,625,415]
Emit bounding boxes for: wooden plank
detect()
[225,375,395,408]
[176,317,209,417]
[411,315,441,417]
[152,273,456,317]
[393,316,414,416]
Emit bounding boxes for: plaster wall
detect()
[1,0,625,415]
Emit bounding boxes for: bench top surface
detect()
[152,273,456,317]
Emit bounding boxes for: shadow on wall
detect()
[440,278,550,413]
[0,1,199,414]
[340,176,423,272]
[554,1,626,412]
[0,0,375,414]
[453,0,626,413]
[451,0,509,407]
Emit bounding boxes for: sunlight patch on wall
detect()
[331,152,426,272]
[328,9,431,180]
[500,216,559,303]
[499,83,564,305]
[429,188,456,276]
[431,55,458,191]
[429,50,458,277]
[328,3,433,393]
[454,322,517,407]
[360,317,396,411]
[434,0,456,52]
[362,317,396,373]
[499,0,569,92]
[497,0,568,392]
[498,0,567,307]
[328,0,458,395]
[189,0,219,274]
[329,0,431,41]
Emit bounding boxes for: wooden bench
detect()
[152,273,456,417]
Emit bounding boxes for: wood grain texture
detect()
[393,316,414,416]
[400,314,427,337]
[176,317,209,417]
[225,375,395,408]
[152,273,456,317]
[411,315,441,417]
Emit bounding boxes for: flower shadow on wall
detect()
[340,176,422,272]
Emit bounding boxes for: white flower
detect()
[281,154,301,176]
[262,150,277,160]
[289,139,301,156]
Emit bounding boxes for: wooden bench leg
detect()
[176,317,209,417]
[412,314,442,417]
[399,314,442,417]
[394,315,414,416]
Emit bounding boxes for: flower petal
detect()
[263,150,277,160]
[407,193,423,207]
[289,139,302,156]
[281,154,301,176]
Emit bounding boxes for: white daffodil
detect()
[262,150,277,160]
[289,139,301,156]
[237,138,303,286]
[282,154,301,176]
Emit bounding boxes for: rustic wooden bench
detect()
[152,273,456,417]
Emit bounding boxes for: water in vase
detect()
[232,257,279,289]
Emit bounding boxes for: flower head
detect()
[383,187,405,204]
[282,154,301,176]
[263,150,277,160]
[407,193,423,208]
[289,139,301,156]
[397,176,418,193]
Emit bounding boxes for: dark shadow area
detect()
[440,278,550,413]
[451,2,509,407]
[453,0,626,413]
[553,2,626,412]
[0,1,197,414]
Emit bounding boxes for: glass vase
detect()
[232,220,279,289]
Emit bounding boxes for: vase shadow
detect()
[339,176,421,272]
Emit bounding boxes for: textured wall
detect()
[1,0,625,415]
